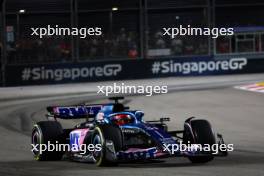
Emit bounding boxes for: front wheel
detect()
[92,125,123,166]
[183,119,216,163]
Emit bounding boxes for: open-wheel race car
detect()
[31,97,228,166]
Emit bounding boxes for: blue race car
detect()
[31,97,227,166]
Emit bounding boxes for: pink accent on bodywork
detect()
[123,147,168,157]
[71,128,89,145]
[124,148,154,152]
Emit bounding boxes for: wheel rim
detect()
[92,134,102,161]
[32,130,40,156]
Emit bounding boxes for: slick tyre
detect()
[92,125,123,166]
[184,119,216,163]
[32,121,64,161]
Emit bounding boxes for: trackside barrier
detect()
[5,56,264,86]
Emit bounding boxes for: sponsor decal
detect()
[55,105,102,118]
[151,58,247,74]
[121,128,140,134]
[21,64,122,81]
[118,147,157,160]
[7,56,264,86]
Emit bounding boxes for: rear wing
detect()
[46,105,103,119]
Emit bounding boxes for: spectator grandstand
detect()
[1,0,264,64]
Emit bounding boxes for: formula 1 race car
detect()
[31,97,228,166]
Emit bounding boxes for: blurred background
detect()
[1,0,264,86]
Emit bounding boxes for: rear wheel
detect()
[92,125,123,166]
[32,121,64,161]
[183,119,215,163]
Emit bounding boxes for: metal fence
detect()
[1,0,208,65]
[1,0,264,65]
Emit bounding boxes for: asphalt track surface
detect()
[0,74,264,176]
